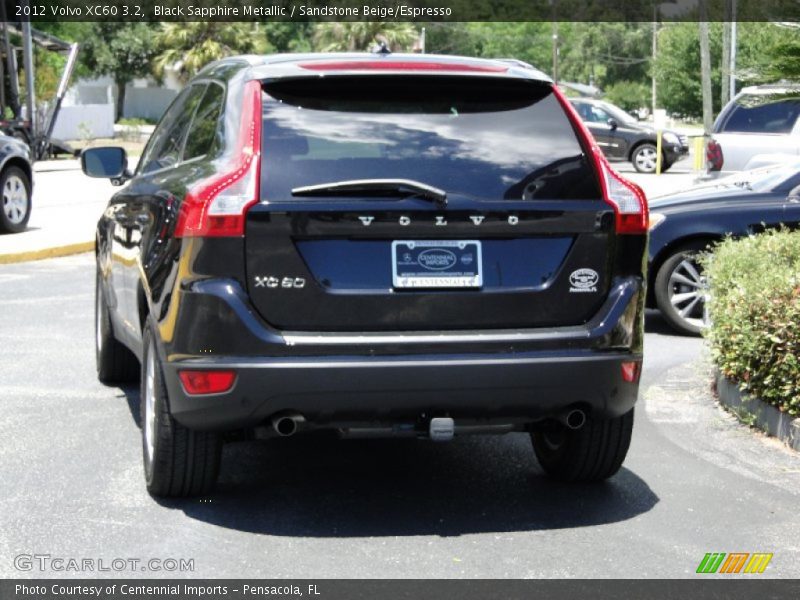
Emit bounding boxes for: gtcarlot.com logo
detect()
[696,552,773,574]
[14,554,194,573]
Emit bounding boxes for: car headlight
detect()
[662,132,680,145]
[649,213,667,230]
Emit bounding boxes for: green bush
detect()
[703,230,800,416]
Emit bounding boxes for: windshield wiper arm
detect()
[291,179,447,207]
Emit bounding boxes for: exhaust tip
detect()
[271,414,304,437]
[565,409,587,430]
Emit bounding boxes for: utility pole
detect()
[652,7,658,118]
[699,6,713,134]
[20,3,35,138]
[730,0,738,98]
[552,21,559,84]
[722,20,731,105]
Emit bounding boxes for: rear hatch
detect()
[245,74,615,331]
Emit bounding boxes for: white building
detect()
[52,66,183,141]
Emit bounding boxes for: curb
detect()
[0,242,93,265]
[714,371,800,452]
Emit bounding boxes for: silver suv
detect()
[707,84,800,176]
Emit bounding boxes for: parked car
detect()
[0,133,33,233]
[707,84,800,176]
[82,53,648,497]
[570,98,688,173]
[648,160,800,335]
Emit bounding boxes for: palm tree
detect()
[313,22,420,53]
[153,23,271,83]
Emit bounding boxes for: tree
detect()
[80,23,158,121]
[653,21,797,120]
[757,24,800,82]
[312,22,420,52]
[260,23,314,54]
[153,23,270,84]
[604,80,650,112]
[653,23,723,119]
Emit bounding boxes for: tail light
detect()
[175,80,262,237]
[706,139,724,171]
[178,370,237,395]
[552,86,649,235]
[621,361,642,383]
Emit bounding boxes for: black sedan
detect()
[648,161,800,335]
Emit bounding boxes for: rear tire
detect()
[141,319,222,497]
[96,269,139,383]
[531,409,634,482]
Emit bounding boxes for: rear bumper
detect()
[163,351,641,431]
[158,275,645,431]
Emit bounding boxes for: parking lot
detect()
[0,248,800,578]
[2,153,800,577]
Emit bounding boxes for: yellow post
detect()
[693,136,705,171]
[655,130,663,175]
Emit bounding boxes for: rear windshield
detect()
[260,76,601,201]
[716,92,800,134]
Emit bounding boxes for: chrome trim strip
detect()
[281,328,587,346]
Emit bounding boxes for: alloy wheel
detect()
[668,256,707,330]
[2,174,28,224]
[634,147,657,173]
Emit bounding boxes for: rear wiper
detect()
[291,179,447,207]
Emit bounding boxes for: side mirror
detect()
[607,118,619,131]
[81,147,131,184]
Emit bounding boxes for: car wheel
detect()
[141,318,222,497]
[654,242,710,336]
[631,144,659,174]
[531,409,634,482]
[96,269,139,383]
[0,166,31,233]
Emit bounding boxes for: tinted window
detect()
[586,105,611,123]
[138,84,206,174]
[183,83,226,161]
[718,93,800,134]
[260,76,601,201]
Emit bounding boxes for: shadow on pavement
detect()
[644,308,689,337]
[159,433,659,537]
[119,384,141,429]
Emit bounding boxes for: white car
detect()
[707,84,800,176]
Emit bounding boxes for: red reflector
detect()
[621,361,641,383]
[299,60,508,73]
[178,370,237,395]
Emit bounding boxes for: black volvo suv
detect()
[82,53,648,497]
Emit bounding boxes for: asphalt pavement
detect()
[1,253,799,579]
